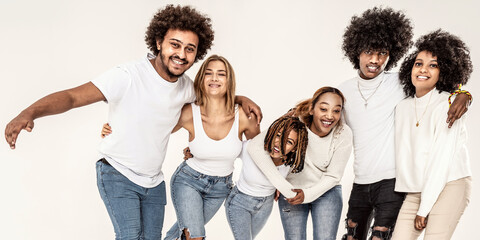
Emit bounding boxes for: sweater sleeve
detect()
[302,127,353,203]
[417,103,465,217]
[247,131,296,199]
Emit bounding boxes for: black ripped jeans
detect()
[344,178,405,240]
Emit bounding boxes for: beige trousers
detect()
[392,177,471,240]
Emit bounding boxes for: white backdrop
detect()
[0,0,478,239]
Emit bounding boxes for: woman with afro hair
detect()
[338,7,471,240]
[392,30,472,240]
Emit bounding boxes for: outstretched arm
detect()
[5,82,105,149]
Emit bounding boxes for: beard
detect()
[158,48,187,79]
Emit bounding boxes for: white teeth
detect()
[274,147,280,152]
[368,66,377,70]
[418,76,428,79]
[173,59,184,65]
[322,121,332,125]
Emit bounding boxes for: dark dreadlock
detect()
[264,116,308,173]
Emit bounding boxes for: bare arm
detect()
[235,95,263,125]
[5,82,105,149]
[171,104,194,140]
[238,107,260,140]
[447,92,470,128]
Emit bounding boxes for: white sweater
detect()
[247,125,353,203]
[338,71,406,184]
[395,89,471,217]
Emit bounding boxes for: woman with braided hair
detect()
[224,115,308,240]
[247,87,353,240]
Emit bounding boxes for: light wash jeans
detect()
[224,186,275,240]
[278,185,343,240]
[96,159,166,240]
[164,161,233,240]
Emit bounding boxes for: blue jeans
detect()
[225,186,275,240]
[278,185,343,240]
[96,159,166,240]
[165,161,233,240]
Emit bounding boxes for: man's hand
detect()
[5,111,35,149]
[447,93,470,128]
[286,189,304,205]
[5,82,106,149]
[236,95,263,125]
[414,215,427,230]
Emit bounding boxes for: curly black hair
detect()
[342,7,413,71]
[145,5,214,62]
[399,29,473,97]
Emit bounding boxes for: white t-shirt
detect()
[338,71,405,184]
[237,141,290,197]
[394,89,471,217]
[91,54,195,188]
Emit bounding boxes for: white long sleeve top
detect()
[247,125,353,203]
[338,71,406,184]
[395,89,471,217]
[237,141,291,197]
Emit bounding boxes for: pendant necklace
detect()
[357,79,383,108]
[414,91,433,127]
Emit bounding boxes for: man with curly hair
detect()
[338,7,470,240]
[5,4,260,240]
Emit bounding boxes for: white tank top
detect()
[186,103,242,176]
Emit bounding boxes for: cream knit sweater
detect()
[394,89,471,217]
[247,125,353,203]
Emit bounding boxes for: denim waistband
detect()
[232,185,275,200]
[180,161,233,183]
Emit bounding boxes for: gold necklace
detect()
[357,79,383,108]
[414,91,433,127]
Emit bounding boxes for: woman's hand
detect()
[274,190,281,202]
[183,147,193,160]
[101,123,112,138]
[286,189,304,205]
[414,215,427,230]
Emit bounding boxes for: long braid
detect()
[264,116,308,173]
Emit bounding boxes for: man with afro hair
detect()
[338,7,470,240]
[5,4,260,240]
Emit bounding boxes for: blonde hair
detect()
[295,86,345,134]
[194,55,236,114]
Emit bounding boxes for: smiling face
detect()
[358,49,390,79]
[203,60,228,97]
[269,129,298,161]
[154,29,199,82]
[309,92,343,137]
[411,51,440,97]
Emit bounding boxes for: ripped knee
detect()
[370,226,392,240]
[342,219,359,240]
